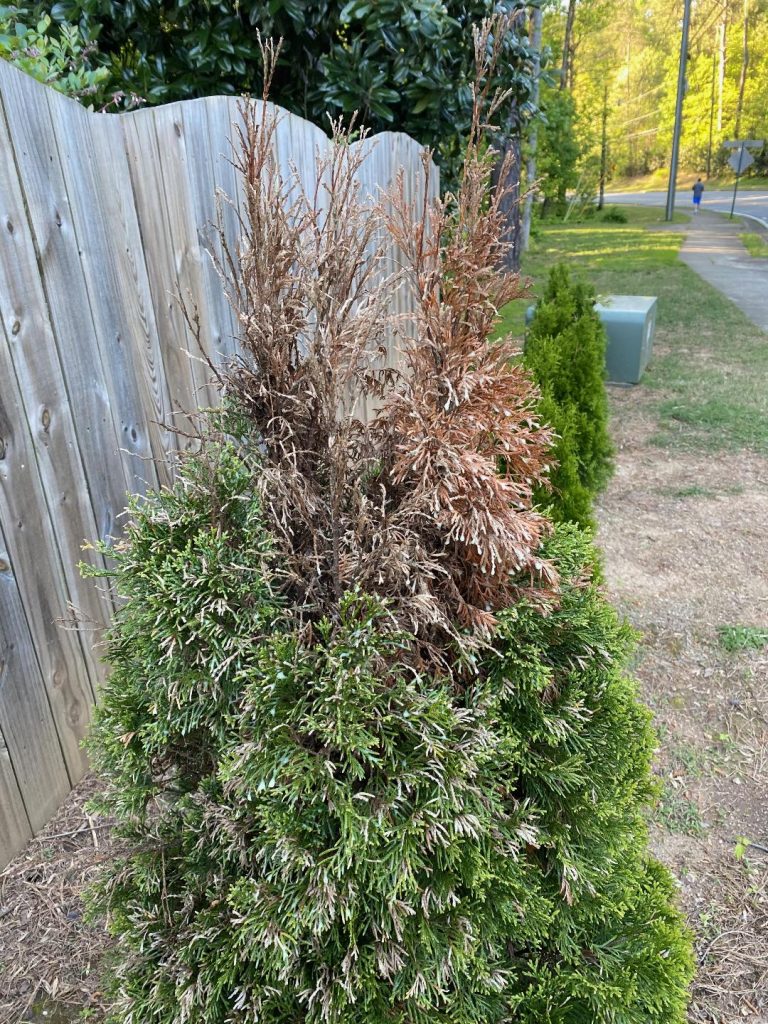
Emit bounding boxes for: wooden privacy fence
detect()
[0,58,438,869]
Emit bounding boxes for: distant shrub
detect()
[602,206,628,224]
[0,6,108,100]
[0,4,140,108]
[525,264,614,528]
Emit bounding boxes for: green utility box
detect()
[526,295,658,384]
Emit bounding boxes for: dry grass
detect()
[598,392,768,1023]
[0,778,119,1024]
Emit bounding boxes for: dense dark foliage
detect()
[83,24,692,1024]
[50,0,540,176]
[87,471,693,1024]
[524,264,614,529]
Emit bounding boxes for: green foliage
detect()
[508,205,768,456]
[86,446,693,1023]
[535,86,582,218]
[717,625,768,652]
[524,264,614,529]
[553,0,768,181]
[740,233,768,259]
[0,3,110,101]
[51,0,540,178]
[601,206,628,223]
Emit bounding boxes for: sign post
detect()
[724,140,764,219]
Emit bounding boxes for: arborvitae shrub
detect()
[87,463,693,1024]
[524,263,614,529]
[84,25,692,1024]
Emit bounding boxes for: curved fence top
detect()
[0,58,438,868]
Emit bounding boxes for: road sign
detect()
[728,146,755,174]
[723,139,764,149]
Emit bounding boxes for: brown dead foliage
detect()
[213,24,556,665]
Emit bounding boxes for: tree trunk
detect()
[598,82,608,210]
[706,35,717,177]
[734,0,750,140]
[560,0,577,90]
[493,135,522,273]
[717,11,727,133]
[522,4,544,251]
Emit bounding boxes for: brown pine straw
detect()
[0,777,120,1024]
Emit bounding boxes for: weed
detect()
[667,739,710,779]
[654,783,706,835]
[658,483,744,499]
[718,626,768,652]
[661,484,716,498]
[739,233,768,258]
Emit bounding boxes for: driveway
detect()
[605,188,768,227]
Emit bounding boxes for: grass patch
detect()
[659,484,715,499]
[654,783,706,835]
[501,204,768,454]
[717,626,768,652]
[740,233,768,258]
[665,738,712,780]
[607,172,768,193]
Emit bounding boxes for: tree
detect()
[560,0,577,88]
[521,2,543,250]
[535,87,582,217]
[52,0,541,184]
[82,27,693,1024]
[558,0,768,184]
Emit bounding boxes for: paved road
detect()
[605,188,768,227]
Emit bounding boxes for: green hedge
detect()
[84,446,693,1024]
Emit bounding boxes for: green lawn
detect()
[500,205,768,454]
[608,170,768,193]
[740,232,768,258]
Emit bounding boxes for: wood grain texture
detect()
[0,522,72,836]
[0,313,91,783]
[0,59,437,870]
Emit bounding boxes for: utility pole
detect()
[522,3,543,251]
[665,0,692,222]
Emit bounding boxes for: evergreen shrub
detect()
[601,207,628,223]
[84,27,692,1024]
[524,264,614,529]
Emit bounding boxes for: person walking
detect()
[692,178,704,213]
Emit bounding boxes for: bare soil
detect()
[1,388,767,1024]
[598,385,768,1022]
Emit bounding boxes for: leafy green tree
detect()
[51,0,540,180]
[525,263,614,529]
[535,86,581,216]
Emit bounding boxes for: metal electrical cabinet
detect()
[525,295,658,385]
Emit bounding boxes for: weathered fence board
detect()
[0,518,72,832]
[0,57,437,870]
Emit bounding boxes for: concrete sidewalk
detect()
[678,211,768,332]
